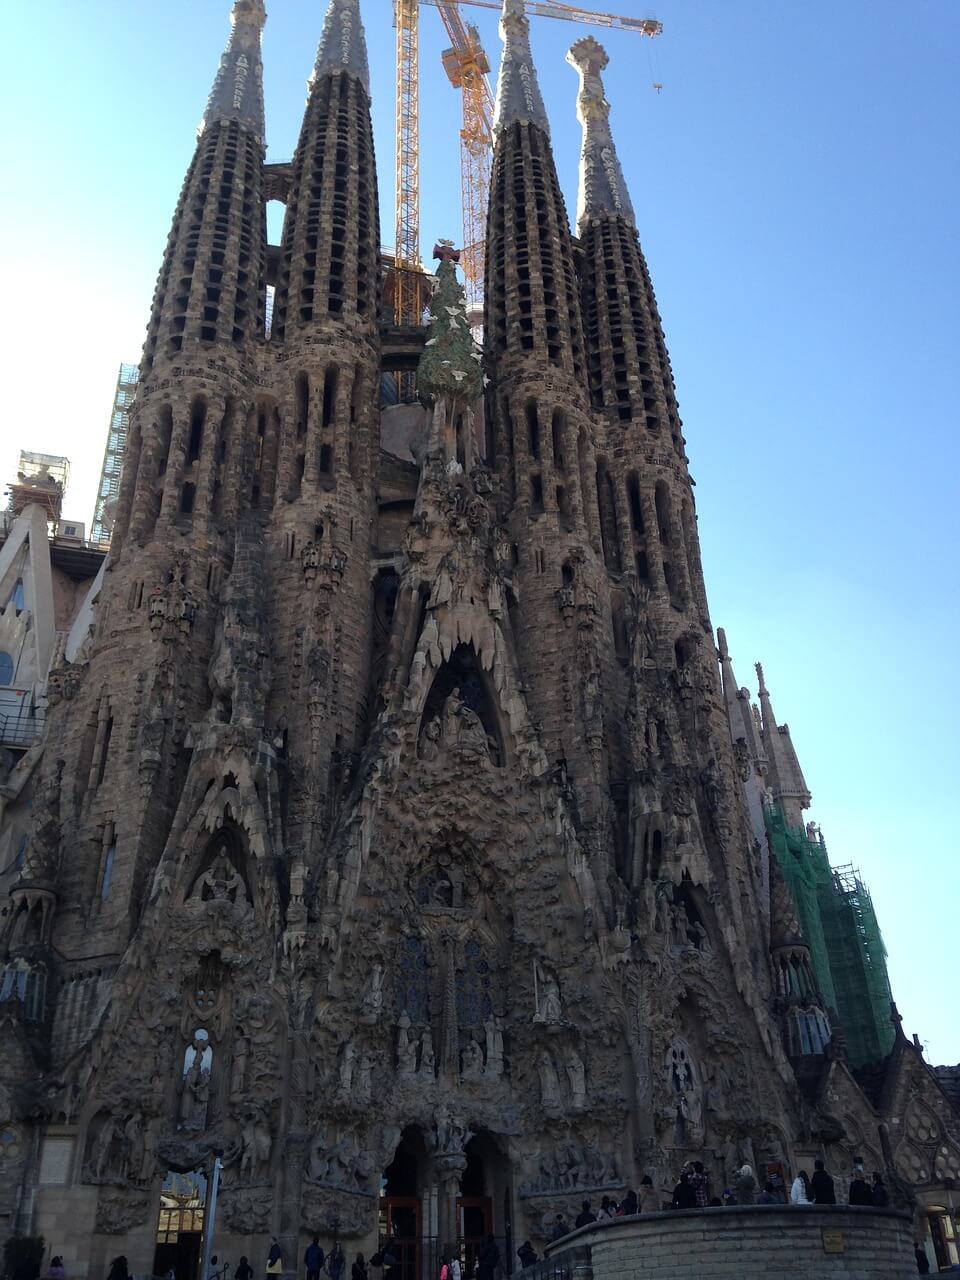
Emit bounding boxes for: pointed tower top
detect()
[566,35,634,232]
[755,658,811,818]
[312,0,370,94]
[494,0,550,136]
[417,257,484,407]
[200,0,267,144]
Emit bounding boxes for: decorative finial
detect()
[417,256,483,407]
[755,661,768,696]
[717,627,730,661]
[199,0,267,143]
[312,0,370,94]
[567,36,634,231]
[494,0,550,136]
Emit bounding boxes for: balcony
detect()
[0,689,44,750]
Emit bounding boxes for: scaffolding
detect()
[91,362,139,548]
[822,862,894,1067]
[7,452,70,525]
[765,804,894,1068]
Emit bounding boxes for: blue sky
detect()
[2,1,957,1062]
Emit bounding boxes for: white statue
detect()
[461,1038,484,1082]
[419,1027,436,1078]
[565,1049,587,1109]
[396,1013,417,1076]
[483,1017,504,1081]
[537,1051,562,1109]
[533,961,563,1025]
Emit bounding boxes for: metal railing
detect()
[0,694,43,749]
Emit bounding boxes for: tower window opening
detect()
[180,483,196,515]
[530,474,544,514]
[628,473,645,534]
[551,409,566,470]
[319,444,333,476]
[655,481,673,544]
[295,372,310,439]
[322,368,338,429]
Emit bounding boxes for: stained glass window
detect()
[396,936,430,1025]
[456,938,493,1028]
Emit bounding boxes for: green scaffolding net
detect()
[765,805,894,1068]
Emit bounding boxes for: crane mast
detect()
[395,0,663,317]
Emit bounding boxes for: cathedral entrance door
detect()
[457,1196,492,1276]
[379,1197,421,1280]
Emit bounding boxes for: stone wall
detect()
[544,1205,916,1280]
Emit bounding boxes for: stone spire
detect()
[756,662,811,823]
[566,36,634,232]
[312,0,370,93]
[718,628,765,768]
[270,0,380,338]
[200,0,267,144]
[493,0,550,135]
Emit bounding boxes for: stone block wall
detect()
[545,1205,916,1280]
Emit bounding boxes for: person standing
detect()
[549,1215,569,1242]
[790,1170,811,1204]
[871,1173,890,1207]
[811,1159,836,1205]
[688,1162,709,1209]
[476,1236,500,1280]
[516,1242,538,1270]
[620,1188,638,1216]
[732,1164,757,1205]
[351,1258,367,1280]
[106,1259,128,1280]
[266,1239,282,1280]
[638,1176,659,1213]
[849,1172,873,1205]
[235,1257,253,1280]
[914,1242,930,1274]
[304,1238,325,1280]
[596,1196,616,1220]
[671,1172,697,1210]
[327,1244,345,1280]
[574,1201,596,1228]
[757,1183,778,1205]
[448,1256,461,1280]
[46,1259,65,1280]
[439,1257,449,1280]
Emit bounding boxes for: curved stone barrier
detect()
[542,1204,917,1279]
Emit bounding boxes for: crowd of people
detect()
[536,1157,893,1227]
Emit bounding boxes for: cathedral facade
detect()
[1,0,958,1274]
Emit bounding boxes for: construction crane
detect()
[393,0,663,321]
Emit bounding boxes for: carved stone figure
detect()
[419,1027,436,1079]
[483,1017,504,1081]
[565,1048,587,1109]
[418,717,441,762]
[363,962,385,1017]
[537,1051,562,1110]
[461,1037,483,1081]
[533,962,563,1025]
[396,1014,417,1077]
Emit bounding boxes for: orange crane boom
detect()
[396,0,662,318]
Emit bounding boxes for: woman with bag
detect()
[265,1238,282,1279]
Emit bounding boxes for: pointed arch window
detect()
[396,937,431,1026]
[456,938,493,1029]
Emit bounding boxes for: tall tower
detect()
[265,0,382,861]
[5,1,944,1273]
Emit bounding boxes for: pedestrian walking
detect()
[327,1244,345,1280]
[266,1239,283,1279]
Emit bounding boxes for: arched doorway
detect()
[380,1127,430,1280]
[458,1132,512,1277]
